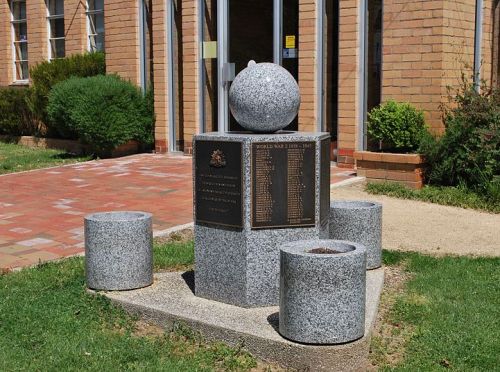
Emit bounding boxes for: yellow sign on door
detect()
[285,35,296,49]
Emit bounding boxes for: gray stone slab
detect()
[193,132,330,307]
[279,240,366,344]
[84,211,153,291]
[99,268,384,372]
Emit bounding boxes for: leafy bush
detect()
[419,76,500,200]
[0,87,37,136]
[28,52,105,136]
[47,75,153,157]
[367,100,428,153]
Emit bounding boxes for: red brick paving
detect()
[0,154,354,270]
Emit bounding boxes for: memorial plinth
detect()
[194,131,330,307]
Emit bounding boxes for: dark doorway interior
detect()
[228,0,299,131]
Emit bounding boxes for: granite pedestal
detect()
[194,132,330,307]
[329,200,382,269]
[85,211,153,290]
[279,240,366,344]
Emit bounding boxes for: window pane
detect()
[14,23,28,42]
[50,18,65,38]
[15,61,29,80]
[95,32,104,51]
[95,13,104,33]
[48,0,64,15]
[50,38,65,58]
[89,0,104,10]
[15,41,28,61]
[12,1,27,20]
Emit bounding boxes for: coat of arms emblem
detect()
[209,149,226,168]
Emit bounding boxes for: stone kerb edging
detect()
[85,211,153,291]
[279,240,366,345]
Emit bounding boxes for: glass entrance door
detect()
[228,1,274,131]
[211,0,299,133]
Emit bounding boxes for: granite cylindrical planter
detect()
[85,211,153,291]
[329,200,382,269]
[279,240,366,345]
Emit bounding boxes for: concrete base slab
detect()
[101,268,384,371]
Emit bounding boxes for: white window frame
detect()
[10,0,29,82]
[86,0,104,52]
[46,0,65,60]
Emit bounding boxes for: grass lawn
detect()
[0,142,91,175]
[371,251,500,371]
[0,239,255,371]
[1,235,498,371]
[366,182,500,214]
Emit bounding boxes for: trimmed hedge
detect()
[47,75,153,157]
[367,100,428,153]
[28,52,105,136]
[0,87,37,136]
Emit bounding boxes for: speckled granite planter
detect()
[329,201,382,269]
[279,240,366,344]
[85,211,153,291]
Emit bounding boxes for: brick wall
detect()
[26,0,49,71]
[336,0,359,165]
[297,0,317,132]
[181,0,198,154]
[152,0,168,153]
[481,0,494,86]
[0,1,13,85]
[105,0,141,85]
[382,0,446,133]
[382,0,495,134]
[64,0,87,56]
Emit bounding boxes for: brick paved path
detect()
[0,154,355,270]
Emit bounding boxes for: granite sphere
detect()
[229,61,300,133]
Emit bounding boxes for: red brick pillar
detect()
[336,0,359,166]
[297,0,317,132]
[152,0,169,153]
[27,0,49,71]
[0,1,13,85]
[64,0,88,56]
[105,0,141,85]
[181,0,199,155]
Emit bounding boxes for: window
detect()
[47,0,65,59]
[86,0,104,52]
[11,0,28,81]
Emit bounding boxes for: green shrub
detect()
[28,52,105,136]
[420,75,500,198]
[47,75,153,157]
[0,87,37,136]
[367,100,428,153]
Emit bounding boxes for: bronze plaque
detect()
[195,140,243,228]
[252,141,316,229]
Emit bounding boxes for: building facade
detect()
[1,0,498,165]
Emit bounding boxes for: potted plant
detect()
[354,100,428,189]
